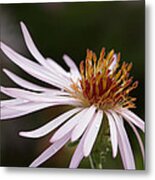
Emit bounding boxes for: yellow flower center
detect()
[69,48,138,110]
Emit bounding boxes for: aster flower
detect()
[0,22,145,169]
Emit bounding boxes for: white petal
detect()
[3,69,50,92]
[127,120,145,160]
[46,57,70,77]
[117,108,144,132]
[6,99,80,112]
[1,107,29,120]
[1,99,27,108]
[40,90,70,96]
[20,21,47,66]
[69,109,97,168]
[21,22,70,85]
[117,132,127,168]
[71,105,96,142]
[63,54,81,81]
[19,108,82,138]
[1,86,53,102]
[50,108,88,143]
[21,23,69,84]
[83,110,103,157]
[5,100,81,112]
[1,86,48,101]
[1,42,68,89]
[112,111,135,169]
[1,102,54,120]
[30,132,71,167]
[69,130,86,168]
[105,111,118,158]
[1,86,80,105]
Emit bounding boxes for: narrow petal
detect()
[46,57,70,77]
[69,142,84,168]
[21,23,70,84]
[3,69,50,92]
[105,111,118,158]
[127,120,145,160]
[117,132,127,168]
[19,108,82,138]
[117,108,144,132]
[83,110,103,157]
[1,107,30,120]
[1,42,68,89]
[63,54,80,78]
[71,105,96,142]
[20,22,47,66]
[5,100,80,112]
[69,130,87,168]
[21,22,70,86]
[1,102,54,120]
[15,23,70,84]
[1,86,50,101]
[111,111,135,169]
[50,108,88,143]
[1,99,27,108]
[30,132,71,167]
[1,86,80,105]
[69,109,97,168]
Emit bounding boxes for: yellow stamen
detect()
[68,48,138,110]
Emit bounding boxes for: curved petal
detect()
[1,42,68,89]
[1,107,30,120]
[105,111,118,158]
[63,54,81,81]
[6,100,80,112]
[111,111,135,169]
[1,102,55,120]
[69,130,87,168]
[30,132,71,167]
[1,86,50,101]
[83,110,103,157]
[117,108,144,132]
[46,58,69,77]
[127,120,145,160]
[19,108,82,138]
[20,21,47,67]
[1,99,27,108]
[1,86,80,105]
[3,69,50,92]
[71,105,96,142]
[50,108,88,143]
[21,22,70,83]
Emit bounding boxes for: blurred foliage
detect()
[0,1,145,169]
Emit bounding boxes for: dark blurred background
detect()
[0,1,145,169]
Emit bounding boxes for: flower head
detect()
[69,48,138,110]
[0,22,145,169]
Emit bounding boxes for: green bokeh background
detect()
[0,1,145,169]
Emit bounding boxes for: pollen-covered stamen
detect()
[69,48,138,110]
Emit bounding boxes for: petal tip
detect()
[19,131,25,137]
[20,21,25,29]
[19,131,32,138]
[70,135,76,143]
[83,150,89,157]
[49,136,56,143]
[0,41,6,50]
[112,151,117,158]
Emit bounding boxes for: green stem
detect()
[98,163,103,169]
[89,115,111,169]
[89,155,95,169]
